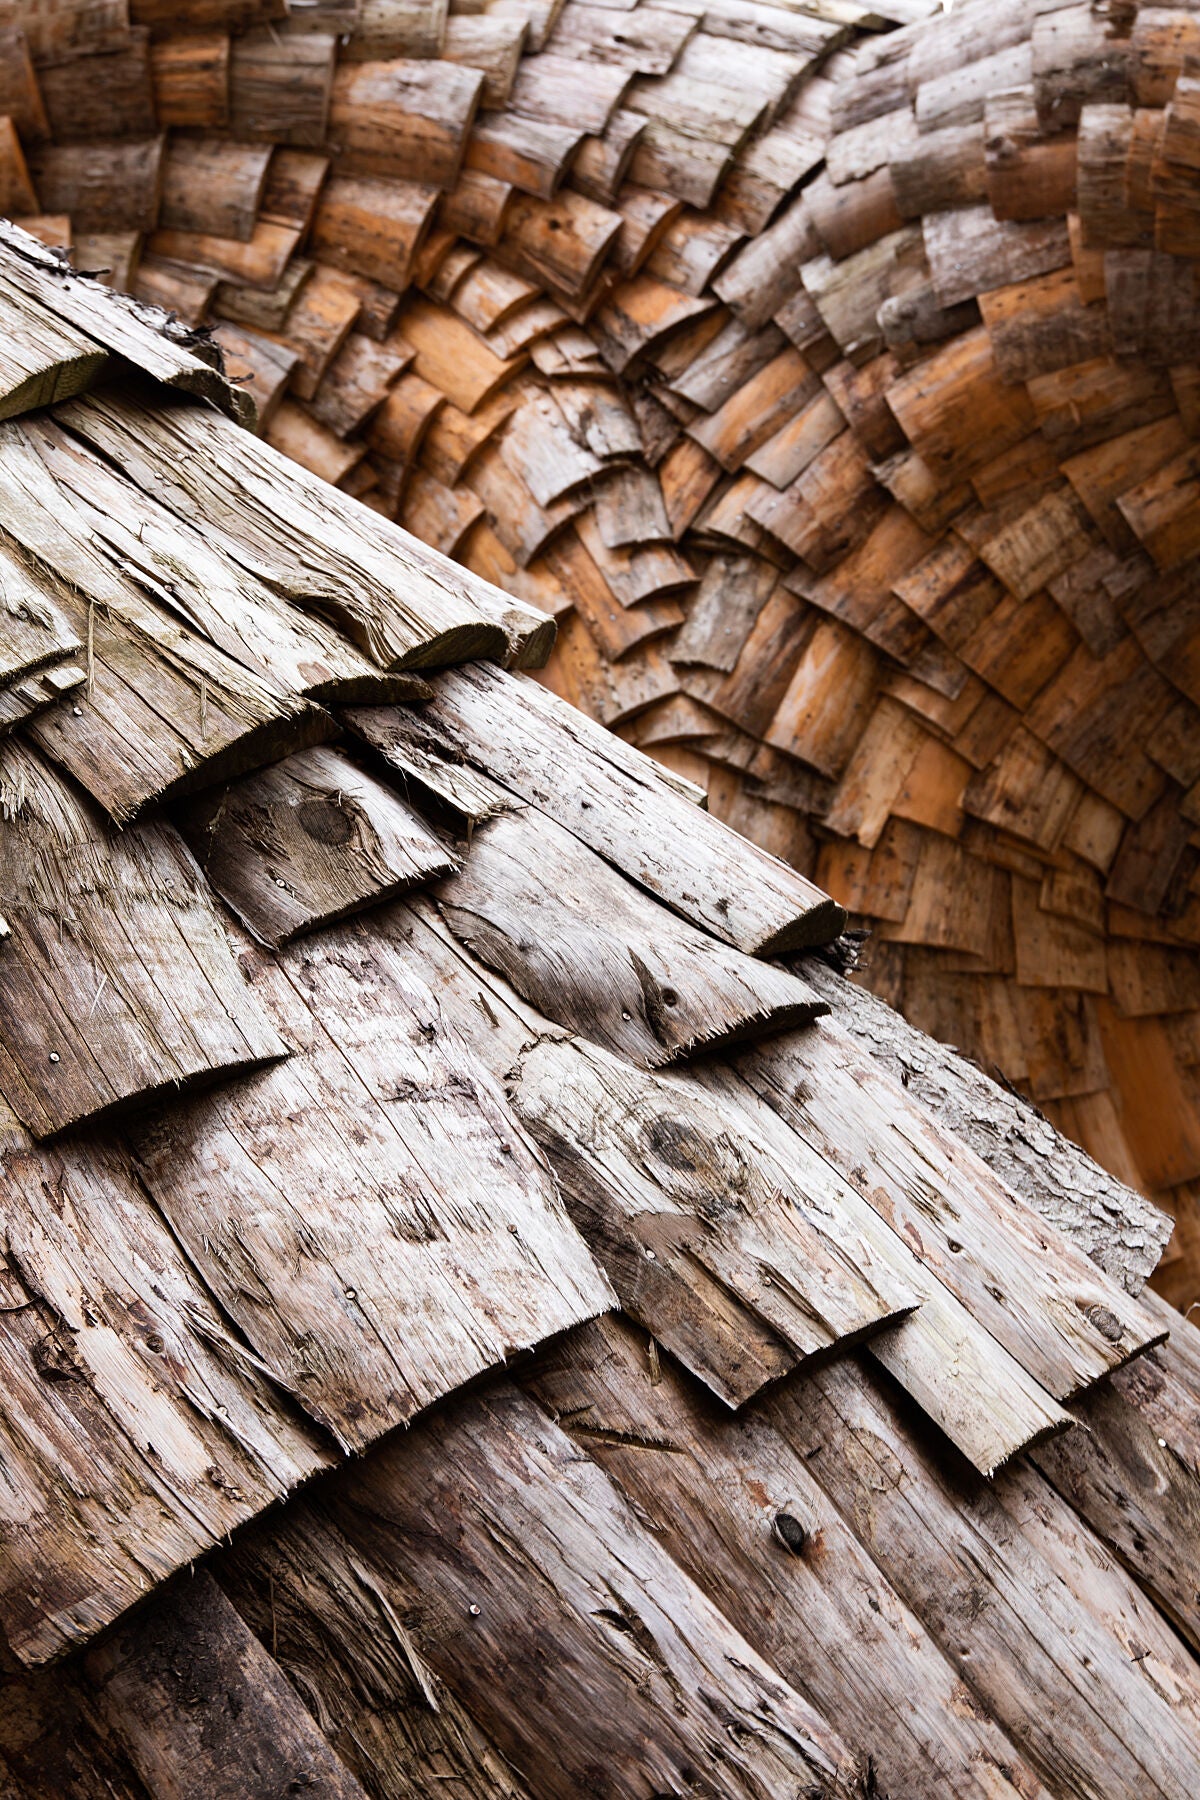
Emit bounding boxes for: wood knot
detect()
[295,797,354,845]
[772,1512,808,1555]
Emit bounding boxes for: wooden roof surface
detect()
[2,0,1198,1318]
[1,2,1200,1794]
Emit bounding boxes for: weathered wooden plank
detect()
[24,136,163,232]
[1033,1332,1200,1655]
[523,1315,1054,1800]
[766,1353,1200,1800]
[0,223,248,422]
[0,1101,330,1664]
[415,662,846,951]
[179,744,457,947]
[221,1514,536,1800]
[87,1573,369,1799]
[53,389,522,671]
[0,740,287,1139]
[18,413,424,707]
[435,802,827,1066]
[798,958,1172,1291]
[365,898,910,1401]
[509,1032,919,1396]
[331,57,483,188]
[159,137,273,241]
[732,1014,1162,1403]
[286,1379,860,1793]
[0,419,335,823]
[0,537,81,691]
[130,914,612,1451]
[229,26,336,146]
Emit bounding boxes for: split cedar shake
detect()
[0,4,1200,1794]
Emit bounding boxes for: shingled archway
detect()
[3,0,1200,1308]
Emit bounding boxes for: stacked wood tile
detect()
[4,0,1200,1316]
[4,206,1200,1796]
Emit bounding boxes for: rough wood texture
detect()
[2,12,1199,1794]
[178,744,459,945]
[435,801,828,1065]
[86,1573,369,1800]
[234,1379,860,1797]
[0,740,287,1137]
[130,915,612,1450]
[0,1101,330,1663]
[418,662,847,951]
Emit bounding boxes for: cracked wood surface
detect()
[129,916,612,1451]
[0,740,286,1138]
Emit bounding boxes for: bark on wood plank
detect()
[159,138,272,242]
[396,294,528,409]
[149,28,231,129]
[179,743,457,947]
[0,739,288,1139]
[330,58,483,187]
[229,27,336,147]
[419,661,846,950]
[523,1314,1054,1800]
[54,389,514,671]
[799,958,1172,1291]
[0,1114,330,1665]
[442,14,528,107]
[25,136,163,232]
[508,48,631,133]
[465,110,584,199]
[311,176,439,289]
[500,186,621,297]
[343,0,449,60]
[259,264,363,401]
[549,2,695,74]
[130,914,611,1451]
[35,32,156,143]
[765,1352,1200,1800]
[923,205,1072,308]
[308,331,408,436]
[86,1573,369,1800]
[214,257,314,334]
[434,803,827,1066]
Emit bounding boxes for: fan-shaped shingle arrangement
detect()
[1,209,1200,1800]
[4,0,1200,1312]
